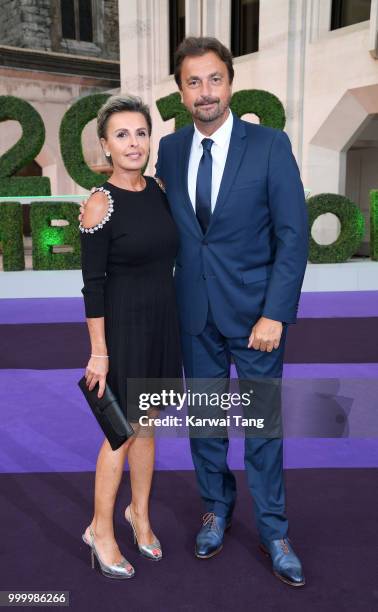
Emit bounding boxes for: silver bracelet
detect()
[91,354,109,358]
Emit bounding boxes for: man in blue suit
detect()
[156,37,309,587]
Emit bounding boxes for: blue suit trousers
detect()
[181,304,289,543]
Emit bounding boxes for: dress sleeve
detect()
[79,187,114,318]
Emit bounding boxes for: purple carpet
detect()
[1,367,378,473]
[1,291,378,472]
[0,470,377,611]
[0,291,377,609]
[1,317,378,368]
[1,291,378,323]
[0,291,378,473]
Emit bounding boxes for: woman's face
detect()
[101,111,150,171]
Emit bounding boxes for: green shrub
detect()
[0,95,51,196]
[156,92,192,131]
[156,89,286,130]
[30,201,81,270]
[59,93,110,190]
[230,89,285,128]
[370,190,378,261]
[0,202,24,270]
[308,193,365,262]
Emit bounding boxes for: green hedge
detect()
[2,92,377,270]
[370,190,378,261]
[59,93,110,190]
[0,95,51,196]
[30,202,81,270]
[230,89,285,128]
[0,202,24,270]
[156,92,192,131]
[156,89,286,130]
[307,193,365,263]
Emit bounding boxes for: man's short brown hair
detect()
[174,37,234,89]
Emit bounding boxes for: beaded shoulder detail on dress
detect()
[154,176,166,193]
[79,186,114,234]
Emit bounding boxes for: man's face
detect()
[179,51,232,124]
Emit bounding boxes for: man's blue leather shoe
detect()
[195,512,231,559]
[259,538,305,587]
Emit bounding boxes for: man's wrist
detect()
[260,315,283,324]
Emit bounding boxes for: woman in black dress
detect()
[79,95,182,579]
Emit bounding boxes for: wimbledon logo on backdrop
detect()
[0,90,377,271]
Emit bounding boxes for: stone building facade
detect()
[0,0,119,60]
[0,0,120,197]
[119,0,378,255]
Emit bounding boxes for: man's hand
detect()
[248,317,283,352]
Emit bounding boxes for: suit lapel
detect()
[206,115,247,232]
[178,126,203,236]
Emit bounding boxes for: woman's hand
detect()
[78,198,87,223]
[85,355,109,398]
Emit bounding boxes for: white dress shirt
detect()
[187,110,233,212]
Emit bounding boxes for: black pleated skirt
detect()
[104,272,183,422]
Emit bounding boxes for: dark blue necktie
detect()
[195,138,214,233]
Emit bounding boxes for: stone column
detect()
[119,0,173,172]
[202,0,231,45]
[119,0,170,101]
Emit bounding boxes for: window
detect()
[231,0,259,57]
[331,0,371,30]
[169,0,185,75]
[60,0,93,42]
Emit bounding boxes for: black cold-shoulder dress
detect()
[80,176,182,422]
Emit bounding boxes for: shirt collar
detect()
[193,110,234,150]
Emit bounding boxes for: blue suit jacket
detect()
[155,113,309,337]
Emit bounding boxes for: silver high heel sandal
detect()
[125,505,162,561]
[81,527,135,579]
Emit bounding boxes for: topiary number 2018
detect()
[0,90,284,194]
[1,92,377,267]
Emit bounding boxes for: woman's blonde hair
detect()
[97,94,152,140]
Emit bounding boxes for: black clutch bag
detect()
[78,376,135,450]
